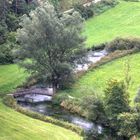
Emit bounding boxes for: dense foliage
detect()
[104,79,130,118]
[59,79,140,139]
[0,0,37,64]
[74,0,118,19]
[17,1,86,89]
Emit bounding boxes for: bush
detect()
[74,4,94,19]
[3,94,83,135]
[104,79,130,118]
[60,95,106,124]
[91,43,107,51]
[117,113,138,138]
[134,88,140,103]
[81,96,106,123]
[105,37,140,52]
[91,0,118,16]
[52,93,69,105]
[0,43,15,64]
[3,94,17,108]
[0,32,17,64]
[60,98,85,116]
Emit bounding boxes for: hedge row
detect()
[87,37,140,52]
[105,37,140,52]
[3,94,84,136]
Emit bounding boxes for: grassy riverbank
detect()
[0,65,82,140]
[60,53,140,103]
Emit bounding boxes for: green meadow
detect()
[85,1,140,47]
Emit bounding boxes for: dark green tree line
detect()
[0,0,37,64]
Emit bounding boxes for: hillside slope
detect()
[0,65,82,140]
[0,102,82,140]
[84,1,140,47]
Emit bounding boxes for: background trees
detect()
[104,79,130,118]
[17,1,86,88]
[0,0,37,64]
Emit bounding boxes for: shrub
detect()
[60,98,85,116]
[134,88,140,103]
[91,43,107,51]
[74,3,94,19]
[60,95,106,124]
[91,0,118,16]
[3,94,84,135]
[3,94,17,108]
[0,32,17,64]
[117,113,138,138]
[0,43,13,64]
[105,37,140,52]
[52,93,69,105]
[104,79,130,119]
[81,96,106,123]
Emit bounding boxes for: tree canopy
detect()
[17,1,86,88]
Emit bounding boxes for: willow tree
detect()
[17,1,86,88]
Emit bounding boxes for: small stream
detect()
[75,50,107,71]
[17,101,103,133]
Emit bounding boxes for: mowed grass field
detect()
[0,65,82,140]
[60,53,140,103]
[84,1,140,47]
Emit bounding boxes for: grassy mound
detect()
[60,53,140,103]
[84,1,140,47]
[0,65,82,140]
